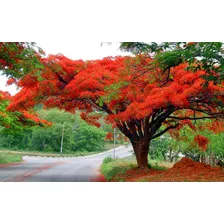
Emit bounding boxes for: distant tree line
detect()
[0,108,111,153]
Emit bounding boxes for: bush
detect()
[0,152,22,164]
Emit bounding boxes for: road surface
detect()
[0,145,133,182]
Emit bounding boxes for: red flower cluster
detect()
[194,135,209,151]
[7,78,17,85]
[21,110,52,126]
[80,112,101,128]
[105,132,113,140]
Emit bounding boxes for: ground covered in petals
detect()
[99,157,224,182]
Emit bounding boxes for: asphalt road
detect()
[0,145,133,182]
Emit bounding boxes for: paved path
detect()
[0,146,133,182]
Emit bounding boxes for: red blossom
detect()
[7,78,16,85]
[194,135,209,151]
[105,132,113,140]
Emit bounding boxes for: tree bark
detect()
[132,140,150,168]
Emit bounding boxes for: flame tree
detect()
[8,50,224,168]
[0,90,50,129]
[0,42,50,128]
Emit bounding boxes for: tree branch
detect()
[116,123,133,139]
[150,123,179,140]
[167,116,218,120]
[135,119,143,139]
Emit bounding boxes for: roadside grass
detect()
[100,156,137,181]
[0,152,23,164]
[0,143,121,158]
[100,156,173,181]
[104,143,122,151]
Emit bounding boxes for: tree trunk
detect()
[132,140,150,168]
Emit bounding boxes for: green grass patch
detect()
[104,143,122,151]
[100,156,137,181]
[149,159,174,170]
[0,152,23,164]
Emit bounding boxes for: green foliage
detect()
[148,119,224,165]
[120,42,160,54]
[163,122,224,164]
[0,42,44,79]
[0,108,108,153]
[185,128,224,162]
[150,133,180,162]
[72,123,106,152]
[0,152,22,164]
[150,136,169,160]
[0,93,24,130]
[120,42,224,83]
[207,132,224,159]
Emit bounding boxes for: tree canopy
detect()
[0,42,48,128]
[120,42,224,84]
[8,45,224,167]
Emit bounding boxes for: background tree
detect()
[176,121,224,165]
[0,42,46,129]
[0,108,107,153]
[150,134,180,163]
[9,45,224,168]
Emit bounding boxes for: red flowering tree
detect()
[0,42,44,79]
[9,54,224,167]
[0,42,49,129]
[0,90,50,129]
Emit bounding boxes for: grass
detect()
[149,160,174,170]
[104,143,122,151]
[100,156,137,181]
[100,156,174,181]
[0,143,121,158]
[0,152,23,164]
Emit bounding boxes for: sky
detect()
[0,42,130,95]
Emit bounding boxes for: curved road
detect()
[0,146,133,182]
